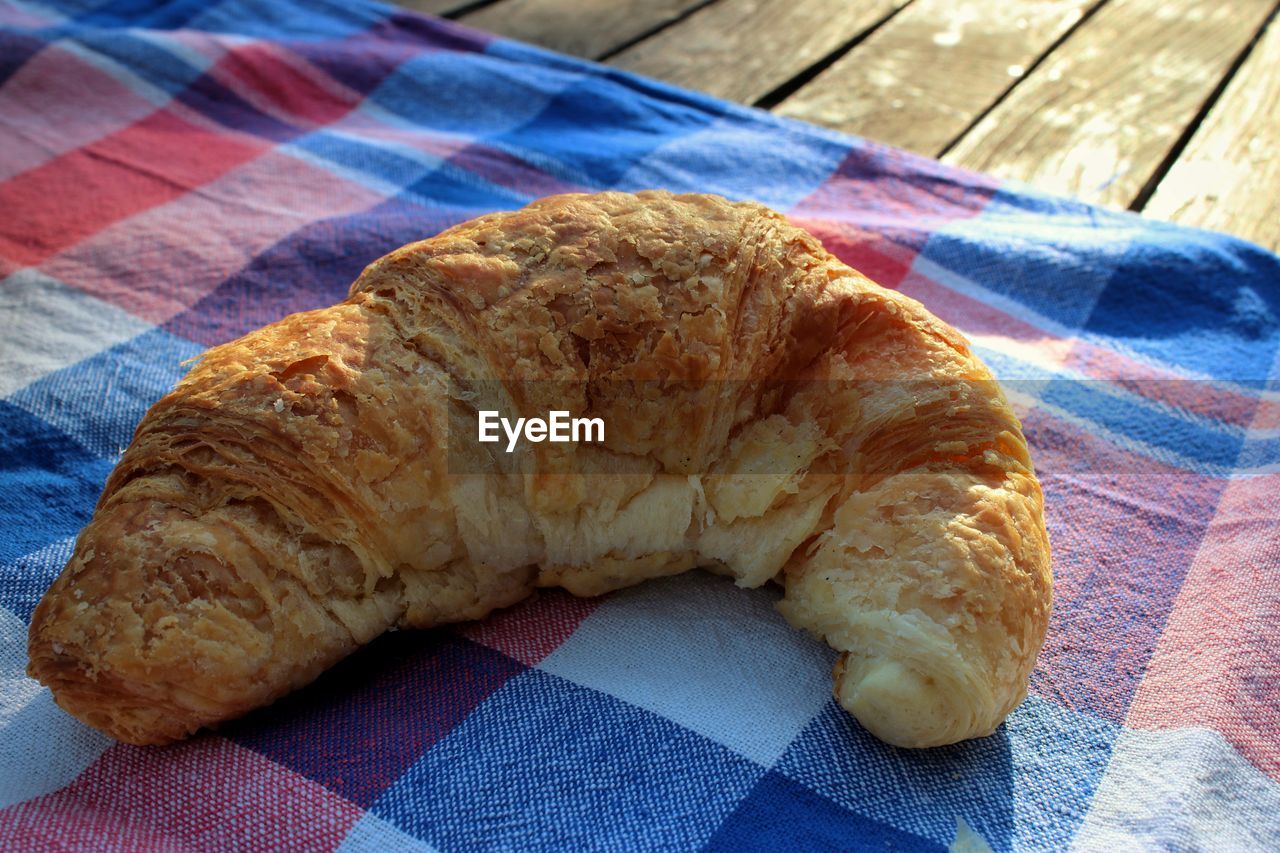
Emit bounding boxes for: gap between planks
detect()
[773,0,1110,158]
[396,0,503,18]
[458,0,723,62]
[401,0,1279,249]
[940,0,1276,210]
[1142,3,1280,251]
[606,0,912,107]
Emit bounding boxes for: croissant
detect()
[27,191,1050,749]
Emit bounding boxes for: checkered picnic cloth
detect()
[2,0,1278,849]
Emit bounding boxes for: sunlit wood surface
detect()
[408,0,1280,251]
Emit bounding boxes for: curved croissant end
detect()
[28,191,1051,748]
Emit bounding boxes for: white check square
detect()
[539,571,837,767]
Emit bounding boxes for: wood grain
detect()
[389,0,1276,248]
[460,0,711,59]
[774,0,1098,156]
[606,0,907,105]
[942,0,1275,209]
[1144,15,1280,251]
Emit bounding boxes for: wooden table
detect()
[400,0,1280,252]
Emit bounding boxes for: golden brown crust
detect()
[27,190,1051,748]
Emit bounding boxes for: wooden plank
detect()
[606,0,908,106]
[774,0,1099,157]
[1143,15,1280,251]
[941,0,1275,209]
[459,0,711,60]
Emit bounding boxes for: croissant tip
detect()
[28,637,197,746]
[835,657,984,749]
